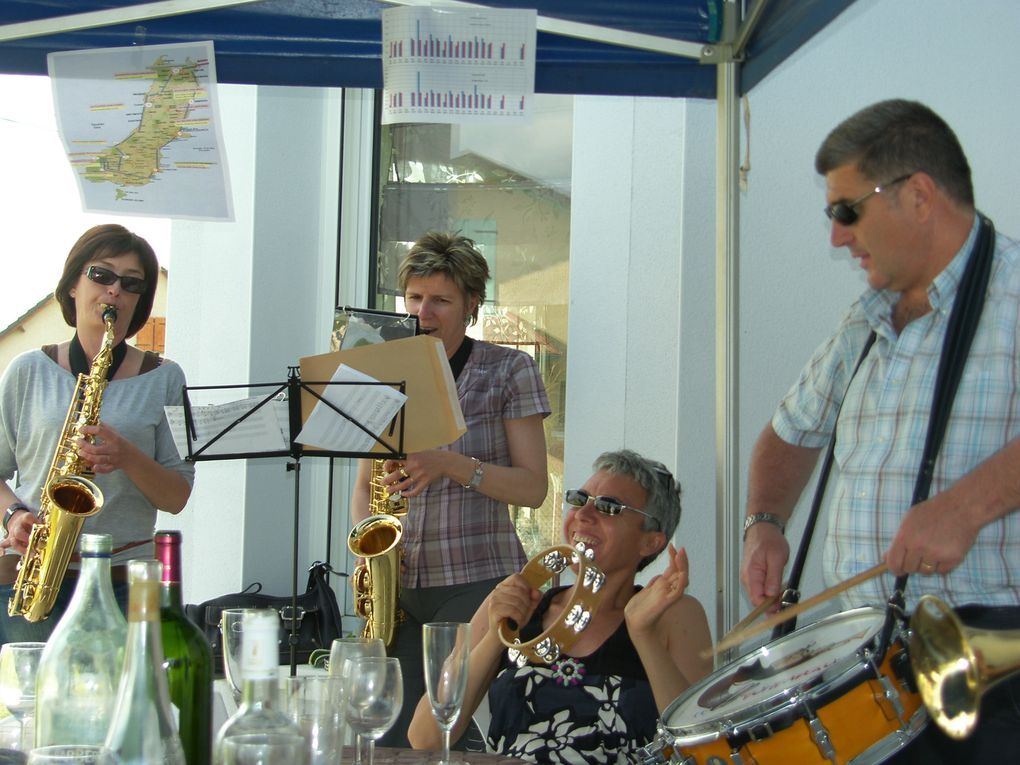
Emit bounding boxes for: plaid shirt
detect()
[401,340,551,589]
[773,217,1020,610]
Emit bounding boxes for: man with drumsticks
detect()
[740,99,1020,762]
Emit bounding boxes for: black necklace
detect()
[69,332,128,379]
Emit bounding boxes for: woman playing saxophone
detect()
[350,232,551,748]
[0,224,195,644]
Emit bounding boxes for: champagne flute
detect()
[422,623,470,765]
[327,637,384,764]
[0,642,45,751]
[220,609,248,703]
[343,657,402,765]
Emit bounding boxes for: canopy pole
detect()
[714,55,741,659]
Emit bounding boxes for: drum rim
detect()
[661,606,892,743]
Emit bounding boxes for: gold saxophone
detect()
[8,305,117,622]
[347,460,407,646]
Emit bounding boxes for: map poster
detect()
[47,41,233,221]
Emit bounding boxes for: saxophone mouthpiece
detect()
[101,304,118,323]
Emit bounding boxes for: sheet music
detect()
[296,364,407,452]
[165,395,290,458]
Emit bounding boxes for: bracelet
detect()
[3,502,29,534]
[462,457,484,490]
[742,512,786,539]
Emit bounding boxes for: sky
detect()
[0,74,171,331]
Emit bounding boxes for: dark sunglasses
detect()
[85,265,148,295]
[823,173,914,226]
[564,488,661,530]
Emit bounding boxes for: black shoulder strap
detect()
[778,214,996,641]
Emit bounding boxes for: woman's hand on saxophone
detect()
[0,510,40,555]
[77,422,130,474]
[382,451,450,498]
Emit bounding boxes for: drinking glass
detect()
[343,657,402,765]
[280,675,342,765]
[26,746,121,765]
[422,623,471,765]
[0,642,45,751]
[327,637,384,763]
[220,608,249,703]
[219,733,306,765]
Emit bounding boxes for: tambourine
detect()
[497,544,606,667]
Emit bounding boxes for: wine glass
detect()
[343,657,402,765]
[0,642,45,751]
[26,746,121,765]
[220,608,249,703]
[280,675,342,765]
[422,623,471,765]
[327,637,384,762]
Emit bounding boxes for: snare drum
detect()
[659,607,926,765]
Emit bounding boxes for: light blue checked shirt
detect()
[774,216,1020,611]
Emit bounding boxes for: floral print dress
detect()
[487,586,658,764]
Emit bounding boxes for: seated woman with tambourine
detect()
[408,448,713,763]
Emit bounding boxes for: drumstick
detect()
[714,591,782,648]
[704,562,889,659]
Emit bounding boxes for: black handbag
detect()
[185,561,345,675]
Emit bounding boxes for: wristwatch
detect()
[3,502,29,534]
[462,457,484,490]
[742,512,785,539]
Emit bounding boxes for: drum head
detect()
[663,607,888,746]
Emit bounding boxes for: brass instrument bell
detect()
[909,594,1020,739]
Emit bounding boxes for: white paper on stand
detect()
[165,395,290,459]
[296,365,408,452]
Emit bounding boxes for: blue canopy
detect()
[0,0,855,97]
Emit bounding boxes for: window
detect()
[371,95,572,558]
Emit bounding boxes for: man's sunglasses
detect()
[823,172,914,226]
[564,488,660,530]
[85,265,148,295]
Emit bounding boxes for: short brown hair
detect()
[55,224,159,338]
[398,232,489,325]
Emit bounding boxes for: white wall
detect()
[567,96,718,628]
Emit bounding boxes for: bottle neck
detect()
[66,551,118,610]
[154,534,185,610]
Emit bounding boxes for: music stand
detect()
[180,366,408,673]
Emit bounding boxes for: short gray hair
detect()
[815,99,973,208]
[592,449,682,571]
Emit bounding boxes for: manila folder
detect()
[298,334,465,454]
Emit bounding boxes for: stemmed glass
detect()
[343,657,402,765]
[0,642,45,751]
[422,623,471,765]
[220,608,248,703]
[327,637,384,763]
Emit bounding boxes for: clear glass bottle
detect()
[155,531,213,765]
[212,609,303,765]
[34,533,128,747]
[104,559,186,765]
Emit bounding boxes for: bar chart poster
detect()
[381,6,537,125]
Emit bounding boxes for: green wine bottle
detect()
[155,530,213,765]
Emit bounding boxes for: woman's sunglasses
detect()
[564,488,660,530]
[85,265,148,295]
